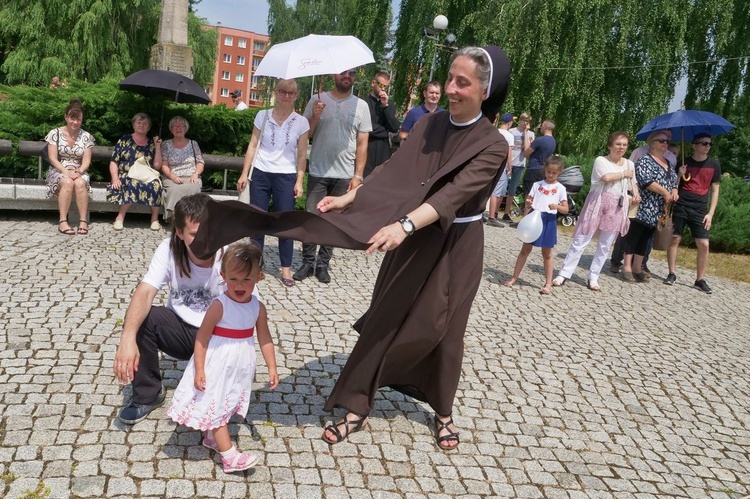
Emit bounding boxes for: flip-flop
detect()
[539,286,551,295]
[621,271,636,283]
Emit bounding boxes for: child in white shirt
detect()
[504,156,569,294]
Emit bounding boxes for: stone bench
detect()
[0,177,238,214]
[0,140,244,214]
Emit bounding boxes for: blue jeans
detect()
[301,176,350,268]
[506,166,524,199]
[249,169,297,267]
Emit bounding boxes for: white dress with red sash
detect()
[167,293,259,430]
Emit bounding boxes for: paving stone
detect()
[1,216,749,498]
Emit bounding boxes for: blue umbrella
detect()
[635,109,734,142]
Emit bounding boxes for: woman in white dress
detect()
[45,98,95,235]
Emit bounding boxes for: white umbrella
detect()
[254,34,375,79]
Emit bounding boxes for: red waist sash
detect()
[213,326,254,339]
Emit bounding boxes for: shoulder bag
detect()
[127,155,161,184]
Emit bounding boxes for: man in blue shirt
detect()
[523,119,556,196]
[399,81,445,142]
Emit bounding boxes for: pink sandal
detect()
[222,450,258,473]
[202,432,220,452]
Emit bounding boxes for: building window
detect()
[250,92,260,102]
[253,41,265,52]
[252,58,261,69]
[252,75,261,87]
[220,88,229,97]
[238,39,247,48]
[221,71,230,80]
[237,55,246,66]
[223,53,231,63]
[235,73,244,82]
[224,36,233,46]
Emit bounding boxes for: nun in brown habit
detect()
[191,46,511,451]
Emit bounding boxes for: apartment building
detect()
[205,25,269,108]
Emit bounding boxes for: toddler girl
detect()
[504,156,569,294]
[167,241,278,473]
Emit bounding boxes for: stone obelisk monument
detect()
[150,0,194,78]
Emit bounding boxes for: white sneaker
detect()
[113,220,124,230]
[150,221,161,231]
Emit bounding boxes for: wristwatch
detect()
[398,216,415,236]
[352,174,364,182]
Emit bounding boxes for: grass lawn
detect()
[557,225,750,284]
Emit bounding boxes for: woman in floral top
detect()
[236,79,310,286]
[107,113,163,231]
[622,130,678,282]
[161,116,205,221]
[45,98,95,235]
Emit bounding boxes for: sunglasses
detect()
[375,81,388,90]
[339,70,357,77]
[652,138,670,144]
[694,141,712,146]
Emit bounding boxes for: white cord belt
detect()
[453,214,483,224]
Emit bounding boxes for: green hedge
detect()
[0,79,261,188]
[561,154,750,254]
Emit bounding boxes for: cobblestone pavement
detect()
[1,212,749,499]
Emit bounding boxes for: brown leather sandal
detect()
[77,220,89,235]
[322,414,367,444]
[434,415,460,451]
[58,219,75,235]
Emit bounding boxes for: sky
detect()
[194,0,271,34]
[194,1,685,110]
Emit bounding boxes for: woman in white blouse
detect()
[237,79,310,286]
[553,131,640,290]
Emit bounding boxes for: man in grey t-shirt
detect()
[294,68,373,283]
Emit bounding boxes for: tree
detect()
[393,0,692,155]
[188,13,218,87]
[267,0,393,97]
[0,0,217,87]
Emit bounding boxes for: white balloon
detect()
[517,210,544,243]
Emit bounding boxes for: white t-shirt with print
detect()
[530,180,567,214]
[141,239,226,328]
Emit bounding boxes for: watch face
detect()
[401,218,414,233]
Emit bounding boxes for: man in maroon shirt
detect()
[664,133,722,293]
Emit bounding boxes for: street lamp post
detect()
[424,15,456,82]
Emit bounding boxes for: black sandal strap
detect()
[324,423,344,443]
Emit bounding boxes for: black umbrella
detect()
[119,69,211,104]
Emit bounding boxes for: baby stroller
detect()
[557,165,584,226]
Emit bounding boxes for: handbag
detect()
[653,204,674,251]
[127,155,161,184]
[238,110,270,204]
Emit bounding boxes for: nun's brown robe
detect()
[191,111,506,416]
